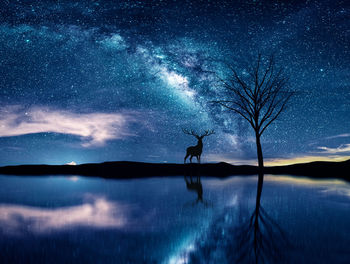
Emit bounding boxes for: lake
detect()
[0,174,350,263]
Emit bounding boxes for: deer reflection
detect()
[184,175,203,204]
[183,167,211,207]
[235,173,290,263]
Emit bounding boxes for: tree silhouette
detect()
[213,54,295,169]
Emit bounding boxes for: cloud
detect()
[324,134,350,140]
[317,144,350,154]
[0,197,128,234]
[0,106,136,147]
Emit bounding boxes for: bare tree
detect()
[213,54,294,170]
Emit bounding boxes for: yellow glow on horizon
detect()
[264,155,350,166]
[207,154,350,167]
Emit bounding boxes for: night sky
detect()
[0,0,349,166]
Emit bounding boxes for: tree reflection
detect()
[235,173,290,263]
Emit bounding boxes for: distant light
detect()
[66,161,77,165]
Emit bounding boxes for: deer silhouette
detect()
[183,129,215,163]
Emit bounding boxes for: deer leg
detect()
[184,153,190,163]
[190,155,193,163]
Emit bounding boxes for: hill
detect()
[0,160,349,180]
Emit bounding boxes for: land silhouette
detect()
[0,159,349,181]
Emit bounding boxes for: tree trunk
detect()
[253,171,264,263]
[255,132,264,171]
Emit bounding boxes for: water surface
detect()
[0,174,350,263]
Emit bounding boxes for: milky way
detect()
[0,0,349,165]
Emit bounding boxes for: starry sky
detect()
[0,0,349,166]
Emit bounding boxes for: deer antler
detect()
[200,129,215,137]
[183,129,215,138]
[182,128,199,137]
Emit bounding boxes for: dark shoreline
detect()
[0,160,349,181]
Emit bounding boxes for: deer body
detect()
[183,129,214,163]
[184,139,203,163]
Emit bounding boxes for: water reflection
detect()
[1,175,350,263]
[183,166,211,206]
[186,174,292,263]
[235,173,290,263]
[0,196,128,234]
[184,175,203,204]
